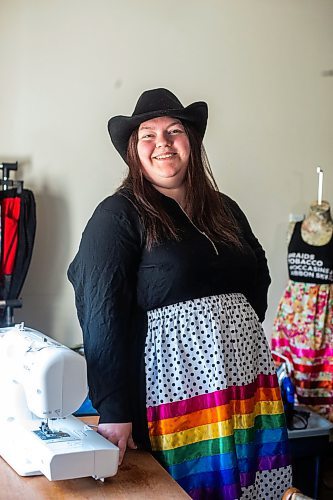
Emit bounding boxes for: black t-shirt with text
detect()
[288,221,333,284]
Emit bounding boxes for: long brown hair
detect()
[119,122,242,249]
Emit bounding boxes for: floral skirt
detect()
[272,280,333,421]
[145,293,292,499]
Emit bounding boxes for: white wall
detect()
[0,0,332,346]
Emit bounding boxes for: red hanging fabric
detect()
[0,196,21,275]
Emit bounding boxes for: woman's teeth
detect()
[154,153,175,160]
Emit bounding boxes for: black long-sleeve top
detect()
[67,190,271,426]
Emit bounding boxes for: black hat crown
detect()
[132,88,184,115]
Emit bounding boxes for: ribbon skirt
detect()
[272,280,333,421]
[145,293,292,500]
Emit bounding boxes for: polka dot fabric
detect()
[145,293,292,499]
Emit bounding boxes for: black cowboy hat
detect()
[108,88,208,163]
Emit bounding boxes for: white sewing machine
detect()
[0,323,119,481]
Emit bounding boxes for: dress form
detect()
[301,200,333,245]
[287,200,333,246]
[273,199,333,422]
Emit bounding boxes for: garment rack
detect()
[0,162,24,326]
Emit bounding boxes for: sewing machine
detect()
[0,323,119,481]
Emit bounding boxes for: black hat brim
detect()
[108,101,208,163]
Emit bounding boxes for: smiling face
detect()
[137,116,191,201]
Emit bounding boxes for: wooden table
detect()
[0,417,190,500]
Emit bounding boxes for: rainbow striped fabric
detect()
[147,374,290,499]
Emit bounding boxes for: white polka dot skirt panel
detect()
[145,293,292,500]
[146,293,275,407]
[241,468,292,499]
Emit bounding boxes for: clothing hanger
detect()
[0,162,23,194]
[0,179,23,194]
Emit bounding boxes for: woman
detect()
[68,88,292,499]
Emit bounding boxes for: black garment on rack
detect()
[0,188,36,325]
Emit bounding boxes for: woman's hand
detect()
[97,422,137,465]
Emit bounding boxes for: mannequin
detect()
[287,200,333,246]
[272,199,333,422]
